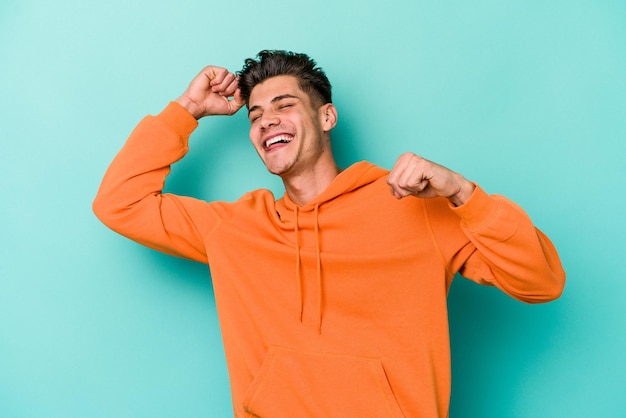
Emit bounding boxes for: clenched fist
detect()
[387,152,475,206]
[175,66,245,119]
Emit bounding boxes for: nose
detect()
[260,111,279,130]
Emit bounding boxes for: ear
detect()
[320,103,338,132]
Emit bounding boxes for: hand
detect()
[387,152,475,206]
[175,66,245,119]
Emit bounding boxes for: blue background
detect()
[1,0,625,416]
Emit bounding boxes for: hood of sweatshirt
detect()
[281,161,388,212]
[275,161,388,333]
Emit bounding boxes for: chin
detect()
[263,159,295,177]
[263,163,286,176]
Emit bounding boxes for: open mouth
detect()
[264,135,293,150]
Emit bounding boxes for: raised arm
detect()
[387,152,565,303]
[92,66,245,262]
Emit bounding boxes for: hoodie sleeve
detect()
[434,186,565,303]
[92,102,223,263]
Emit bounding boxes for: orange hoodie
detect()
[93,102,565,418]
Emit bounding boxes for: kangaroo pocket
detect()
[242,346,405,418]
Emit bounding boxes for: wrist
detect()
[175,95,203,119]
[448,177,475,207]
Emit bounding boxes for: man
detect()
[93,50,565,418]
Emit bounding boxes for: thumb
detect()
[228,88,246,115]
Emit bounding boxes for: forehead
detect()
[248,75,309,106]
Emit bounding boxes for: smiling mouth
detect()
[264,135,293,149]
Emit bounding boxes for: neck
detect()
[282,162,341,206]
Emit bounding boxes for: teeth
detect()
[265,135,293,148]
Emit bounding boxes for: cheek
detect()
[249,126,259,143]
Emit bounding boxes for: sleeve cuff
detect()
[156,101,199,139]
[450,184,501,232]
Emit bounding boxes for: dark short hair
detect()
[238,50,332,107]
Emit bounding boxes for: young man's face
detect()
[247,75,336,177]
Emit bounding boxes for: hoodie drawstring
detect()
[314,204,322,334]
[294,206,303,322]
[293,204,323,334]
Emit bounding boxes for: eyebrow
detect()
[248,94,300,116]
